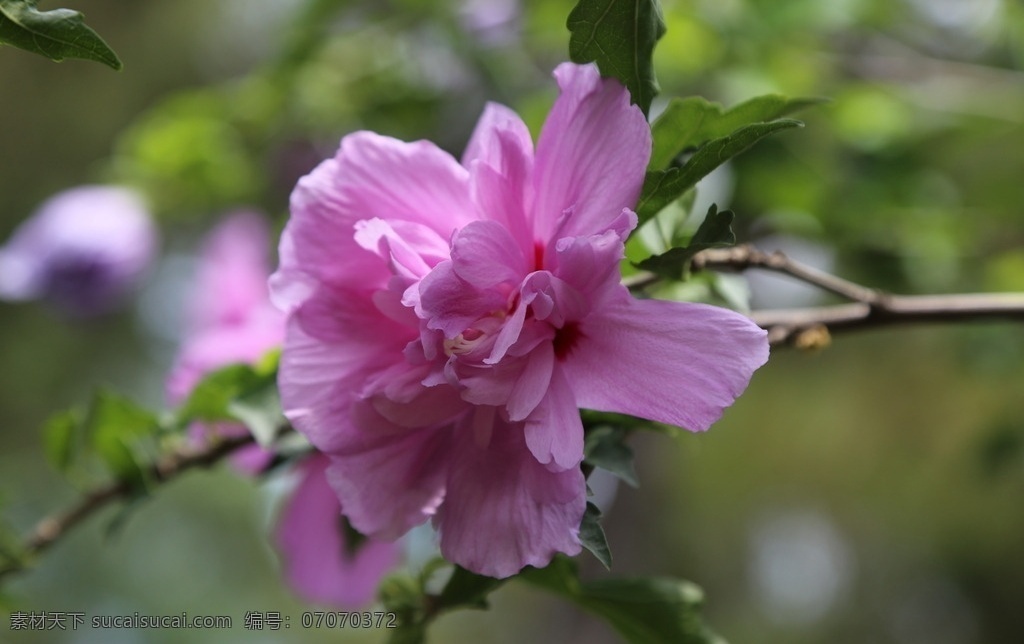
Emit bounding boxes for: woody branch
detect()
[690,244,1024,346]
[0,432,257,582]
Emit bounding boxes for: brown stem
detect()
[692,245,885,304]
[752,294,1024,346]
[687,244,1024,347]
[0,432,257,581]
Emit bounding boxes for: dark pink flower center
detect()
[553,321,583,360]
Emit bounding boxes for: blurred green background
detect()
[2,0,1023,642]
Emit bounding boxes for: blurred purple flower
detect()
[0,185,157,316]
[272,62,769,578]
[459,0,520,46]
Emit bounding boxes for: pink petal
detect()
[551,212,635,299]
[334,132,477,237]
[273,158,391,304]
[416,261,506,337]
[278,313,385,454]
[293,282,415,349]
[563,290,769,431]
[519,271,589,328]
[452,360,519,407]
[276,454,401,608]
[326,420,451,541]
[531,63,651,241]
[368,377,468,429]
[450,220,528,288]
[190,212,275,332]
[273,131,478,306]
[462,102,534,170]
[507,341,554,422]
[523,364,585,471]
[463,103,535,254]
[229,441,276,475]
[435,413,585,578]
[353,217,450,283]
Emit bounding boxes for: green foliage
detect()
[42,390,160,490]
[382,563,509,644]
[380,574,429,644]
[579,502,612,569]
[39,353,283,492]
[567,0,666,115]
[435,565,507,610]
[636,204,736,280]
[85,391,160,490]
[637,119,803,226]
[0,511,27,576]
[43,408,80,474]
[0,0,121,69]
[175,353,283,447]
[584,425,639,487]
[521,557,724,644]
[112,91,262,219]
[649,95,824,171]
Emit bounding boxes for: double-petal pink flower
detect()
[273,63,769,578]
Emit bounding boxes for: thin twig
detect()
[688,244,1024,346]
[752,294,1024,346]
[692,245,885,305]
[628,244,1024,347]
[0,432,257,581]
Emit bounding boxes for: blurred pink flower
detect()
[276,453,401,607]
[272,62,769,578]
[166,211,285,474]
[0,185,157,316]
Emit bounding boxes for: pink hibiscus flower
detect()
[272,62,769,578]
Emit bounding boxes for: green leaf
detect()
[176,360,281,445]
[579,502,613,569]
[0,512,27,571]
[584,426,639,487]
[379,564,508,644]
[579,577,724,644]
[379,572,431,644]
[226,382,283,447]
[519,555,581,595]
[85,391,159,489]
[650,95,824,170]
[637,119,802,226]
[522,557,724,644]
[43,408,80,473]
[636,204,735,280]
[0,0,121,70]
[436,565,507,611]
[567,0,666,115]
